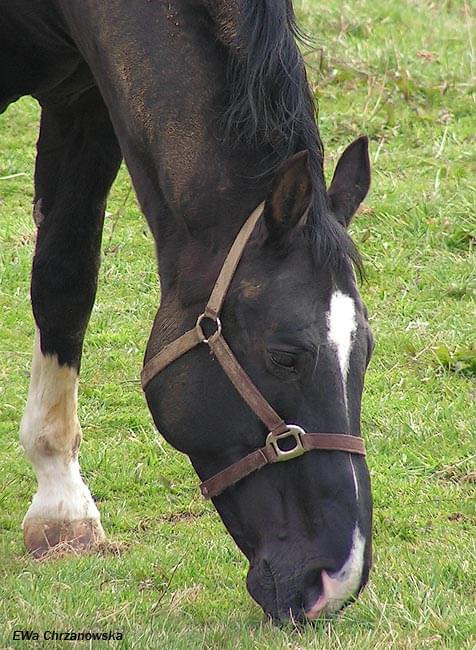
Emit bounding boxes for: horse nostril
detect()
[302,567,324,614]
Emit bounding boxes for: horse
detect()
[1,0,373,623]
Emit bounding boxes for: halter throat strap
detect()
[141,202,366,499]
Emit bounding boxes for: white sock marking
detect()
[20,331,101,526]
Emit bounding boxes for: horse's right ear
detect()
[328,136,371,227]
[263,150,313,240]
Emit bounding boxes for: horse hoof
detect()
[23,518,105,558]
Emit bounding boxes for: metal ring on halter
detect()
[195,313,222,344]
[266,425,306,462]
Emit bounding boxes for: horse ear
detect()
[263,150,313,239]
[328,136,371,227]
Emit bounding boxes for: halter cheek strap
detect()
[141,202,366,499]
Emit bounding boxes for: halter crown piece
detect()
[141,202,366,499]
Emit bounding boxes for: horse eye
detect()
[270,350,296,369]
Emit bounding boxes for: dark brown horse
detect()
[1,0,373,622]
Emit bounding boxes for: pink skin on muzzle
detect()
[306,525,366,619]
[305,569,347,619]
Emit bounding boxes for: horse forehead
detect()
[326,289,360,373]
[259,251,322,297]
[327,289,359,325]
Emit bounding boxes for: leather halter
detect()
[141,202,366,499]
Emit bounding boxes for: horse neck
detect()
[63,0,278,288]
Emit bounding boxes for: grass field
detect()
[1,1,475,648]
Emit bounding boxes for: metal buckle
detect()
[266,425,306,462]
[195,313,222,344]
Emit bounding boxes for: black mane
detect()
[209,0,363,276]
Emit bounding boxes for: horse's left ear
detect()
[263,150,313,239]
[328,136,371,228]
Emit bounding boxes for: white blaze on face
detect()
[327,289,360,502]
[306,524,366,619]
[349,454,360,499]
[326,290,357,408]
[20,331,101,529]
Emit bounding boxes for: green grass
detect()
[1,1,475,648]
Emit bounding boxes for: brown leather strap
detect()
[141,328,202,389]
[141,203,264,391]
[200,447,275,499]
[301,433,365,455]
[208,334,288,435]
[204,202,264,319]
[200,433,366,499]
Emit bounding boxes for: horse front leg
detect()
[20,88,122,557]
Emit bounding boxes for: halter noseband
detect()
[141,202,366,499]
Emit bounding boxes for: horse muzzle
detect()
[246,524,368,623]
